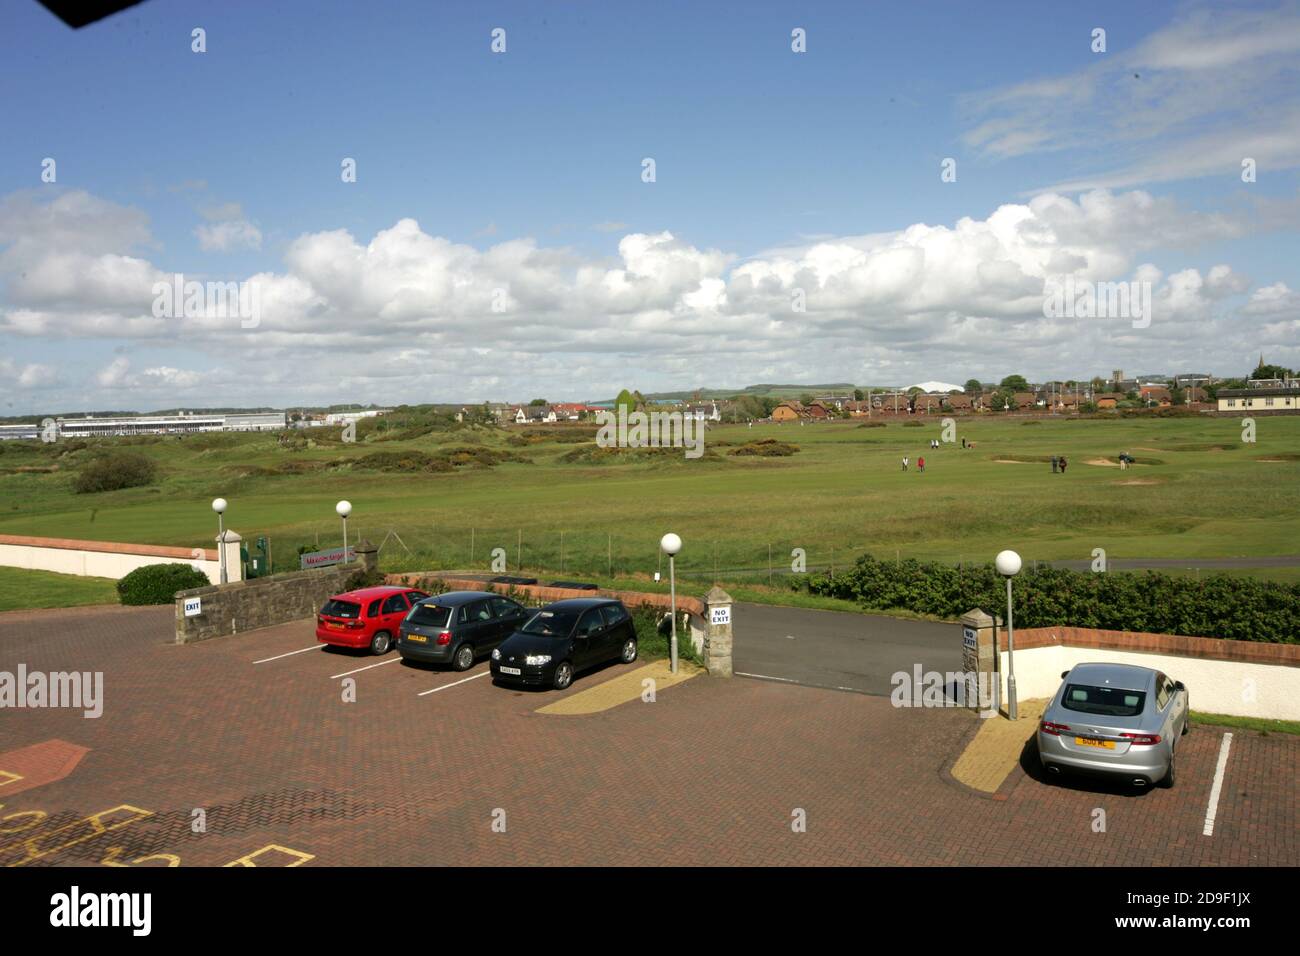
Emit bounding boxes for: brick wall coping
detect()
[1014,626,1300,667]
[0,533,216,561]
[386,573,706,618]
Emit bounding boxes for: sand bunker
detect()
[1117,479,1159,485]
[993,459,1030,464]
[1085,457,1119,467]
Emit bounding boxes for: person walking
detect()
[1051,455,1058,473]
[1059,455,1068,474]
[918,455,925,473]
[902,456,909,471]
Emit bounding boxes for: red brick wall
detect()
[385,573,706,618]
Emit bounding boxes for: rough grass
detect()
[1,416,1298,600]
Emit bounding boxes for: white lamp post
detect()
[995,549,1022,720]
[660,532,682,674]
[336,500,352,560]
[212,497,228,584]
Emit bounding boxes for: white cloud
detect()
[0,186,1294,407]
[962,4,1300,191]
[195,218,263,252]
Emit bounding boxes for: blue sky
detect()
[2,0,1298,412]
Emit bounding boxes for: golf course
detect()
[1,413,1297,606]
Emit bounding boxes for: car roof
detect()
[414,590,500,607]
[539,597,620,611]
[331,585,413,602]
[1066,662,1157,692]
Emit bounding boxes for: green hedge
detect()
[117,563,211,605]
[803,555,1298,642]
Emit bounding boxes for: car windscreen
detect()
[407,604,452,628]
[520,609,580,636]
[320,599,361,619]
[1061,684,1146,718]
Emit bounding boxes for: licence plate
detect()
[1075,736,1115,749]
[327,622,343,630]
[406,634,428,643]
[499,666,522,676]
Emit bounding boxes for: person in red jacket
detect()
[918,455,925,473]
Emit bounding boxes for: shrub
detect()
[728,439,799,457]
[117,563,211,605]
[902,420,924,427]
[805,555,1298,642]
[72,452,158,494]
[857,421,886,428]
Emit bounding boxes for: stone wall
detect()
[173,540,378,644]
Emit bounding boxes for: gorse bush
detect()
[72,451,158,494]
[804,554,1298,642]
[117,563,211,605]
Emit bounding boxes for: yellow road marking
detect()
[950,699,1048,794]
[0,770,22,790]
[0,804,153,867]
[223,844,315,867]
[536,659,703,716]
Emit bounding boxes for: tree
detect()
[614,389,635,415]
[799,393,815,405]
[964,379,982,394]
[1252,363,1293,380]
[528,398,548,406]
[999,374,1030,391]
[992,388,1017,411]
[853,388,864,401]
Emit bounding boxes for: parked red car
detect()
[316,585,428,655]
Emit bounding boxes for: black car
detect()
[490,598,638,690]
[397,591,530,670]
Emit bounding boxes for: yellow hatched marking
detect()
[0,804,152,867]
[950,699,1048,793]
[0,771,22,790]
[536,659,703,716]
[223,844,314,867]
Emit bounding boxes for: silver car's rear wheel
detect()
[1159,747,1176,789]
[454,644,475,671]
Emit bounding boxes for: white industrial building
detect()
[5,411,287,439]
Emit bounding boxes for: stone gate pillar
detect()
[354,538,378,576]
[704,585,734,677]
[960,608,999,718]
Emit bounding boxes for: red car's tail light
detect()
[1121,732,1161,746]
[1040,721,1070,736]
[436,631,452,645]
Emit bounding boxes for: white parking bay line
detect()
[417,671,489,697]
[734,671,799,684]
[331,657,402,680]
[253,645,321,664]
[1202,732,1234,837]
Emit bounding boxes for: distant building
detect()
[1216,382,1300,413]
[771,401,805,422]
[0,423,40,441]
[324,409,389,425]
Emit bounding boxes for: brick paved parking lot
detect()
[1,604,1296,866]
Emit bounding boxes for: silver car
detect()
[1036,663,1189,789]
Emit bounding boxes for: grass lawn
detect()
[1,414,1297,607]
[1190,711,1300,737]
[0,567,119,612]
